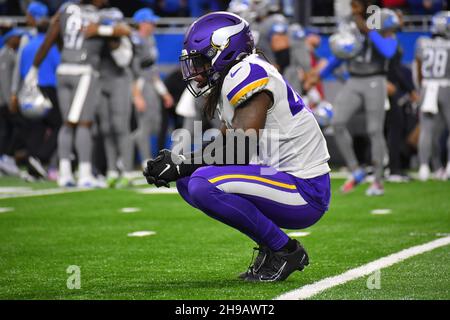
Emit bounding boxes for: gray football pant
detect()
[332,75,387,182]
[418,86,450,168]
[57,71,100,163]
[98,74,133,172]
[132,82,161,162]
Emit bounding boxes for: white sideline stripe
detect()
[0,187,92,199]
[136,187,179,194]
[275,236,450,300]
[0,187,32,193]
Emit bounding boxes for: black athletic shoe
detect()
[244,240,309,282]
[238,244,270,279]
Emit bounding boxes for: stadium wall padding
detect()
[155,31,431,74]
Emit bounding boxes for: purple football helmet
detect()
[180,11,255,97]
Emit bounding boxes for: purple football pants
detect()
[176,165,329,251]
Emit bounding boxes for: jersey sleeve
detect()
[222,61,270,108]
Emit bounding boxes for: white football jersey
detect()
[218,54,330,179]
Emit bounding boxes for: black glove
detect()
[143,149,184,188]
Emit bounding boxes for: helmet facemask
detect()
[180,50,219,97]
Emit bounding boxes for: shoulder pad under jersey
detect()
[222,59,269,108]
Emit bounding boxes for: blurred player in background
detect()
[97,7,134,188]
[384,10,419,183]
[0,28,25,176]
[415,11,450,181]
[131,8,173,170]
[0,2,47,177]
[231,1,313,99]
[227,0,259,43]
[284,23,311,96]
[10,1,45,112]
[253,0,291,74]
[144,12,331,282]
[18,1,61,181]
[24,0,131,188]
[307,1,399,196]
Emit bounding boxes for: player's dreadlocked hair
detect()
[203,49,269,119]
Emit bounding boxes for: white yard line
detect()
[275,236,450,300]
[0,187,93,199]
[371,209,392,215]
[287,231,311,237]
[120,207,141,213]
[127,231,156,237]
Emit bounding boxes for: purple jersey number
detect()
[284,79,305,116]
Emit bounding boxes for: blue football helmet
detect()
[329,23,363,60]
[431,11,450,38]
[379,8,400,32]
[313,101,334,128]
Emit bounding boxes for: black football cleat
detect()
[27,156,47,180]
[238,244,270,279]
[244,240,309,282]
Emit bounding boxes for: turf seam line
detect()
[274,236,450,300]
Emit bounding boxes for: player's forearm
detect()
[152,77,168,96]
[132,79,143,96]
[95,23,131,38]
[34,17,60,68]
[319,56,343,79]
[368,31,397,59]
[113,24,131,37]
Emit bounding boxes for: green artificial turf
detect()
[0,176,57,190]
[0,178,449,299]
[313,246,449,300]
